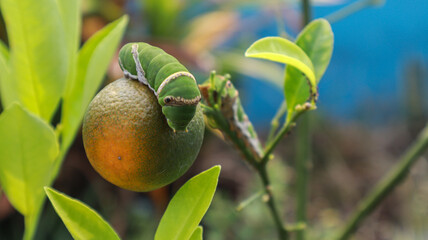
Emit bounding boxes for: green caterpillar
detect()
[118,42,201,132]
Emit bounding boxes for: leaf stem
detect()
[333,124,428,240]
[262,109,307,165]
[267,101,288,146]
[236,190,264,212]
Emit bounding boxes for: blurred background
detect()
[1,0,428,239]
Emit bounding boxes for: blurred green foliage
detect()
[0,0,128,239]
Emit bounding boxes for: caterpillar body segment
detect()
[118,42,201,131]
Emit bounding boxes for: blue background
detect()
[243,0,428,127]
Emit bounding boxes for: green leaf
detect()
[0,103,59,239]
[45,187,120,240]
[218,51,284,89]
[245,36,316,91]
[55,0,82,113]
[155,166,221,240]
[189,226,203,240]
[0,41,8,58]
[0,0,69,120]
[60,15,128,166]
[0,40,15,107]
[284,19,334,114]
[55,0,81,57]
[297,19,334,81]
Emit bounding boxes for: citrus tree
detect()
[1,0,428,240]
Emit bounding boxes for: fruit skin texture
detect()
[82,78,204,192]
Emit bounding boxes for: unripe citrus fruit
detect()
[82,78,204,192]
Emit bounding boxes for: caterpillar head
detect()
[159,78,201,131]
[161,95,201,131]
